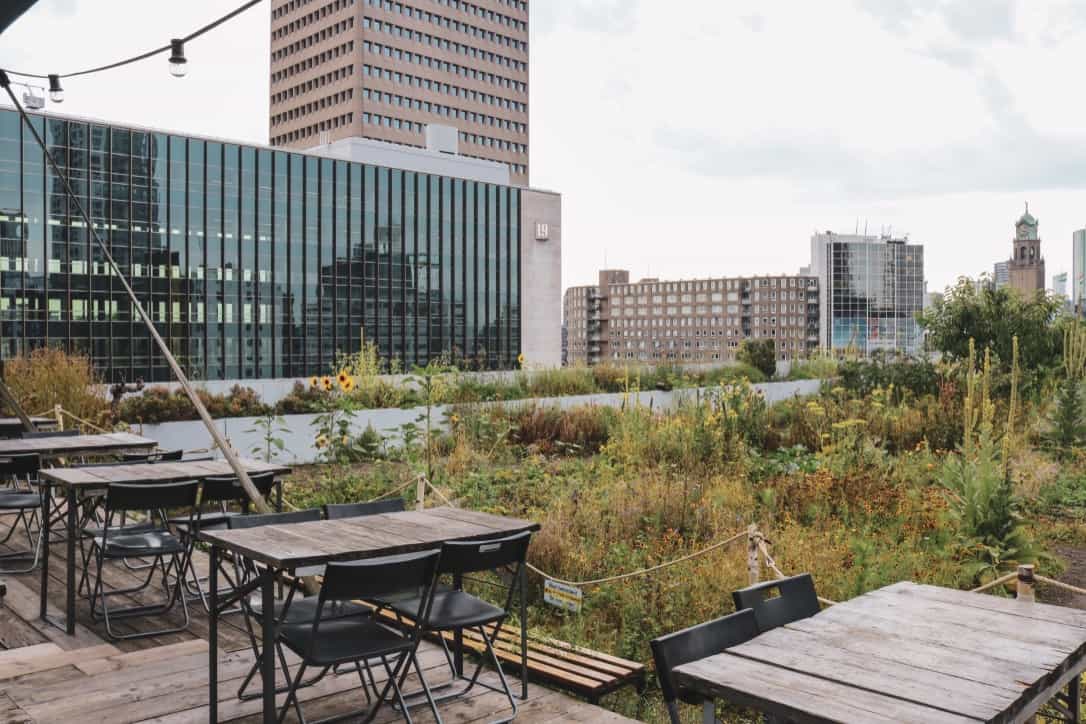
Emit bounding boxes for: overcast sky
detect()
[3,0,1085,293]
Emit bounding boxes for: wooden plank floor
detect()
[0,514,639,723]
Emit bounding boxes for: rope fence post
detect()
[1017,564,1036,602]
[416,474,426,511]
[747,524,761,586]
[54,404,63,431]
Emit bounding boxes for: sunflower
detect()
[315,434,329,449]
[517,352,525,367]
[309,376,319,388]
[321,376,334,391]
[340,375,356,393]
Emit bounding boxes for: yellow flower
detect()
[517,352,525,367]
[341,435,350,446]
[450,414,460,424]
[340,376,355,392]
[309,376,319,388]
[321,376,334,391]
[315,434,329,449]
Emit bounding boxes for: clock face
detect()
[1017,225,1030,240]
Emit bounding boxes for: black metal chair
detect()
[731,573,821,632]
[121,449,184,463]
[324,497,406,519]
[650,609,760,724]
[386,530,533,723]
[276,549,443,724]
[0,455,44,573]
[87,480,201,640]
[18,429,80,439]
[228,509,369,702]
[172,471,281,611]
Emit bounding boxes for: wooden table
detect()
[37,456,288,636]
[0,416,55,438]
[674,581,1086,723]
[0,431,155,458]
[199,507,541,724]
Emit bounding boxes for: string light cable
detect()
[0,0,263,95]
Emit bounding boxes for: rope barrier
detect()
[526,530,749,588]
[756,536,837,606]
[1034,574,1086,597]
[970,571,1018,593]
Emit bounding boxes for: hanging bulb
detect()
[48,74,64,103]
[169,39,187,78]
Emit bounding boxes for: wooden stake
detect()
[0,377,34,432]
[1016,564,1035,602]
[747,524,761,586]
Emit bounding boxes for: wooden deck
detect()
[0,514,639,723]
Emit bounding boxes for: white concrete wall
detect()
[520,189,562,368]
[137,379,822,465]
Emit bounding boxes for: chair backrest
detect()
[105,479,202,513]
[321,550,440,608]
[227,508,321,530]
[0,452,40,478]
[20,429,80,439]
[650,608,759,720]
[437,530,532,576]
[731,573,820,632]
[121,449,183,463]
[201,472,278,504]
[324,497,406,520]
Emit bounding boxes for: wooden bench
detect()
[372,606,646,703]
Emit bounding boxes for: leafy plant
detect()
[737,339,777,379]
[246,412,289,463]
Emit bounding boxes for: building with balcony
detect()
[563,269,820,366]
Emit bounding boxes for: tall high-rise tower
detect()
[269,0,530,185]
[1007,203,1045,296]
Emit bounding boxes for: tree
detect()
[738,339,777,379]
[920,277,1064,384]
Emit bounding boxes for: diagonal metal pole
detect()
[0,71,272,515]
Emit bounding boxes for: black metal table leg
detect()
[39,482,51,620]
[209,545,219,723]
[262,570,276,724]
[1071,674,1082,723]
[453,571,464,677]
[65,486,77,634]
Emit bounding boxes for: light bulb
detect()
[169,39,188,78]
[48,75,64,103]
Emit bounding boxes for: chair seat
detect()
[169,511,239,530]
[252,595,369,625]
[94,530,186,558]
[278,616,411,666]
[0,493,41,510]
[82,520,156,538]
[389,589,505,630]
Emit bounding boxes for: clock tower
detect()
[1007,203,1045,297]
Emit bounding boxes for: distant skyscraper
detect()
[1075,228,1086,317]
[269,0,530,184]
[1053,272,1068,298]
[809,232,925,356]
[993,261,1010,289]
[1006,203,1045,296]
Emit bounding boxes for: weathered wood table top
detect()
[0,417,54,435]
[38,458,291,489]
[673,581,1086,724]
[199,506,541,570]
[0,432,155,458]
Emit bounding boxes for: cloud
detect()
[533,0,640,36]
[741,14,766,33]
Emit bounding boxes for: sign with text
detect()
[543,579,583,613]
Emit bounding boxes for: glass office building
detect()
[0,108,524,382]
[809,233,925,356]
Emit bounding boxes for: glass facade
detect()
[0,109,522,382]
[826,239,924,355]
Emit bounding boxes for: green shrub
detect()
[118,384,271,424]
[737,339,777,379]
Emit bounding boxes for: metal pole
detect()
[0,74,271,516]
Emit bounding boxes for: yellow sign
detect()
[543,579,583,613]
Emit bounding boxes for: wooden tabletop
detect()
[0,432,156,458]
[0,416,54,430]
[38,458,292,489]
[673,581,1086,724]
[199,506,541,569]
